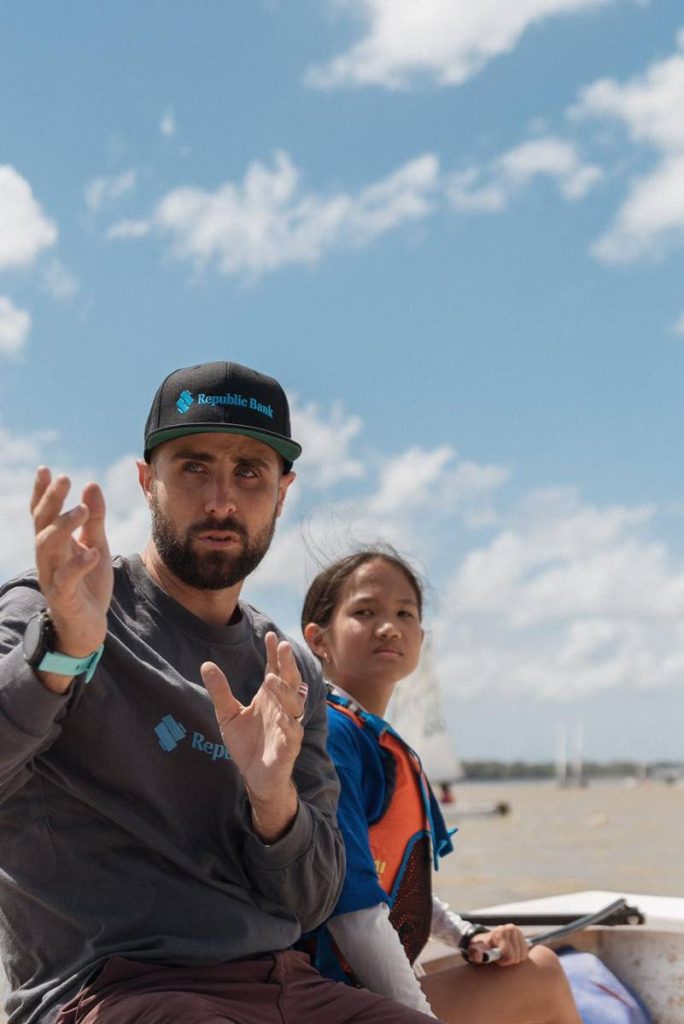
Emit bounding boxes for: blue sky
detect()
[2,0,684,761]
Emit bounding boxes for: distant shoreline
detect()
[459,759,684,781]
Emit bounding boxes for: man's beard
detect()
[150,493,277,591]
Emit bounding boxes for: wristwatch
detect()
[458,922,490,963]
[23,611,104,684]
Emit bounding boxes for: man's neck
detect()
[141,541,243,626]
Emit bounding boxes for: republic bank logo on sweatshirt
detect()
[154,714,231,762]
[155,714,187,751]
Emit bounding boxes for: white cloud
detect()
[447,169,506,213]
[291,398,365,488]
[160,108,176,137]
[0,297,31,356]
[572,33,684,263]
[447,136,602,212]
[591,153,684,263]
[85,170,137,214]
[256,439,510,606]
[367,445,455,515]
[102,455,151,559]
[307,0,617,90]
[573,42,684,153]
[42,259,80,302]
[0,165,57,270]
[498,138,603,199]
[105,140,603,275]
[673,311,684,336]
[0,427,57,575]
[437,487,684,701]
[106,219,151,240]
[109,150,439,278]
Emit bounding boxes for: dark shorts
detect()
[54,951,438,1024]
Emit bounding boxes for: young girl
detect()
[302,548,581,1024]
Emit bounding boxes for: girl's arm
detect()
[430,894,468,948]
[327,903,437,1017]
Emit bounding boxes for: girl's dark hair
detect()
[301,546,424,635]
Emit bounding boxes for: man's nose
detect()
[204,475,238,516]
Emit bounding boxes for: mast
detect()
[556,725,568,787]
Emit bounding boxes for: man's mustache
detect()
[190,516,248,540]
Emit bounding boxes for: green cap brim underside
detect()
[144,425,302,463]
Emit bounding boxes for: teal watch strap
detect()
[37,644,104,684]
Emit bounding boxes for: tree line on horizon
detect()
[461,760,684,781]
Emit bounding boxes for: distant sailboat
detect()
[556,724,588,788]
[387,635,464,799]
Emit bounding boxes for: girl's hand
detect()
[467,923,529,966]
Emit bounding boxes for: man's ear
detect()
[276,471,296,518]
[303,622,326,659]
[137,459,154,504]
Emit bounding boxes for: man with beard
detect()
[0,362,439,1024]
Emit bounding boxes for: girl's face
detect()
[312,558,423,695]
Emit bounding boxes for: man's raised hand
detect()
[31,468,113,675]
[201,631,308,841]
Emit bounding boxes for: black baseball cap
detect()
[144,361,302,470]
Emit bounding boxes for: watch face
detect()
[23,612,54,665]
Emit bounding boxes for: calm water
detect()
[435,778,684,912]
[2,779,682,1021]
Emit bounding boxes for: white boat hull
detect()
[420,891,684,1024]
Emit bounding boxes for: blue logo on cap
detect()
[155,714,187,751]
[176,390,194,414]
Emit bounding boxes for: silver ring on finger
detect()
[294,711,305,723]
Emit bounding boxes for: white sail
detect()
[387,635,463,785]
[556,723,588,788]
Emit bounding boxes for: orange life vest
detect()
[327,694,453,965]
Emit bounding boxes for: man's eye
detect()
[353,609,372,617]
[236,466,258,479]
[183,461,206,473]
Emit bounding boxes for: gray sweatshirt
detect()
[0,555,344,1024]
